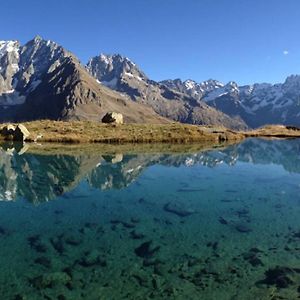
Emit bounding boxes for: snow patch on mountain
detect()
[0,41,19,58]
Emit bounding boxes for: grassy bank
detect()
[244,125,300,138]
[0,120,244,144]
[2,121,300,145]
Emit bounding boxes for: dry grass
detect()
[244,124,300,138]
[0,120,244,144]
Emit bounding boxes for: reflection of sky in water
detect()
[0,139,300,299]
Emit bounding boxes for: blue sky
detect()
[2,0,300,85]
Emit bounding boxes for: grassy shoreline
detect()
[1,121,300,146]
[0,120,244,144]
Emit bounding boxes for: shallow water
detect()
[1,138,300,299]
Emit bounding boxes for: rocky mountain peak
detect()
[87,53,147,89]
[283,75,300,92]
[0,37,167,124]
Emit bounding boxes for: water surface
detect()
[1,139,300,299]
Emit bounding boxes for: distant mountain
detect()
[87,54,247,129]
[0,36,167,123]
[162,77,300,128]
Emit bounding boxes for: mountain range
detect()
[0,36,167,124]
[1,36,300,129]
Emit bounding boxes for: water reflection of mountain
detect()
[1,138,300,203]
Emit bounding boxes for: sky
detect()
[1,0,300,85]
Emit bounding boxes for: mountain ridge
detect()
[2,36,300,129]
[87,53,247,129]
[0,36,168,124]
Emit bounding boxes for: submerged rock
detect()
[80,250,107,267]
[235,223,252,233]
[218,217,228,225]
[163,202,195,217]
[135,241,160,258]
[242,249,264,267]
[34,256,52,268]
[50,236,65,254]
[27,235,47,253]
[130,229,145,240]
[31,272,71,289]
[64,234,82,246]
[258,266,295,288]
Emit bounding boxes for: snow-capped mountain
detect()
[2,36,299,128]
[0,36,167,123]
[87,54,148,89]
[160,79,224,101]
[87,54,247,129]
[0,36,69,107]
[162,77,300,128]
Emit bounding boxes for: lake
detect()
[0,138,300,299]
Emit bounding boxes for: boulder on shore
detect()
[102,112,124,124]
[0,124,30,141]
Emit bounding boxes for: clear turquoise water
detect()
[1,138,300,299]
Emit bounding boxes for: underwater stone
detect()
[84,222,98,229]
[293,231,300,238]
[27,235,47,253]
[242,252,264,267]
[121,221,135,229]
[0,226,8,236]
[80,250,107,267]
[151,274,164,290]
[130,230,145,240]
[13,294,26,300]
[34,257,52,268]
[135,241,160,258]
[143,258,162,267]
[64,234,82,246]
[258,266,295,288]
[131,217,140,223]
[206,241,218,251]
[31,272,71,289]
[154,264,169,276]
[50,236,65,254]
[235,224,252,233]
[236,208,250,217]
[163,202,195,217]
[132,273,150,288]
[218,217,228,225]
